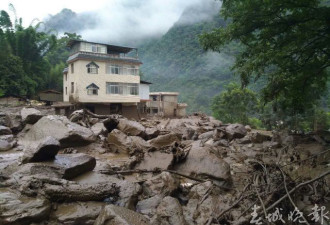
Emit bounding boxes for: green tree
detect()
[211,83,258,125]
[201,0,330,118]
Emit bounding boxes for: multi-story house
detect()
[63,40,142,116]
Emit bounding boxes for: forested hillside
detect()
[138,3,237,114]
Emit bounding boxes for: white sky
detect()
[0,0,216,44]
[0,0,108,26]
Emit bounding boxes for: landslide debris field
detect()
[0,105,329,225]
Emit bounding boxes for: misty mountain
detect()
[139,4,236,114]
[44,9,96,34]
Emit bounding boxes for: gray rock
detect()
[0,188,51,224]
[91,122,107,136]
[148,133,181,148]
[21,107,43,124]
[94,204,150,225]
[8,113,23,134]
[22,136,60,163]
[250,131,272,143]
[54,153,96,179]
[51,202,104,225]
[116,180,142,210]
[145,127,160,140]
[117,119,146,137]
[0,112,12,127]
[0,125,12,135]
[236,135,251,144]
[19,115,96,148]
[136,195,163,218]
[0,137,16,151]
[198,131,214,140]
[142,172,179,198]
[174,141,231,182]
[136,151,174,171]
[225,123,247,140]
[152,196,187,225]
[107,129,150,153]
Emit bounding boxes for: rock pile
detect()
[0,107,329,225]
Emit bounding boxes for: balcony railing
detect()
[69,51,139,61]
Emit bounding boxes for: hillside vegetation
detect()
[139,5,237,114]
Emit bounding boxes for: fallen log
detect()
[44,182,119,202]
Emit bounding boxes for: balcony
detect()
[67,51,141,64]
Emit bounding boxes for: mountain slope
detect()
[138,4,237,114]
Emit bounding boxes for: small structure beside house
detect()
[148,92,187,117]
[38,90,63,105]
[138,80,152,115]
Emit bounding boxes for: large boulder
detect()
[152,196,187,225]
[20,107,43,124]
[136,151,174,171]
[0,125,12,135]
[14,153,96,180]
[117,119,146,137]
[22,136,60,163]
[19,115,96,148]
[94,204,150,225]
[142,172,179,198]
[174,141,231,182]
[107,129,150,153]
[51,202,105,225]
[0,188,51,224]
[148,133,181,148]
[136,195,163,218]
[225,123,247,140]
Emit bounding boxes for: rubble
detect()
[0,105,329,225]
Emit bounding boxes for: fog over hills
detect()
[44,0,234,114]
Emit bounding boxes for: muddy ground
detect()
[0,104,329,225]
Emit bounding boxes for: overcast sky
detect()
[0,0,219,44]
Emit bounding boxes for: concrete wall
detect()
[63,59,140,103]
[139,84,150,100]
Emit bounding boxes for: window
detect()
[65,74,67,81]
[71,63,74,73]
[71,82,74,93]
[152,95,157,101]
[106,83,138,95]
[86,83,99,95]
[106,64,139,75]
[86,62,99,74]
[65,87,67,95]
[87,89,98,95]
[91,44,101,53]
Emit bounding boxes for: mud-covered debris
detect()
[94,204,151,225]
[142,171,180,198]
[151,196,187,225]
[0,188,51,224]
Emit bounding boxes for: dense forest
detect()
[0,1,329,131]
